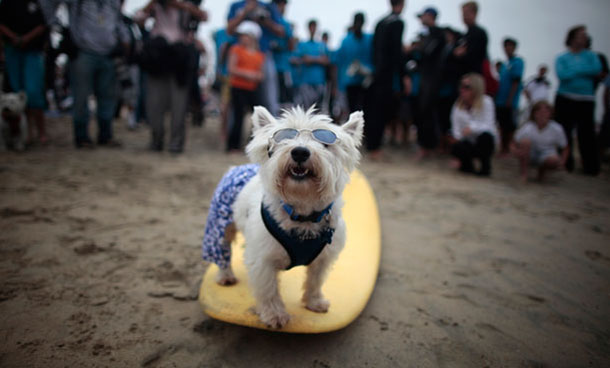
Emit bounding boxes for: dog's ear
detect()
[341,111,364,144]
[251,106,276,133]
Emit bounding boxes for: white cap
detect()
[236,21,262,40]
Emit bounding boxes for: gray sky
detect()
[125,0,610,118]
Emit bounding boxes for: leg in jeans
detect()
[228,87,247,151]
[94,55,118,144]
[146,74,170,150]
[71,52,95,146]
[575,100,600,175]
[474,132,495,175]
[554,94,575,171]
[451,139,475,173]
[169,76,190,152]
[261,53,279,116]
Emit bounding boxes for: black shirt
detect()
[459,24,488,75]
[372,12,405,83]
[0,0,47,51]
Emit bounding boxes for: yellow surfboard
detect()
[199,169,380,333]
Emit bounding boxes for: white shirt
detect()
[451,95,498,142]
[525,77,551,104]
[515,120,567,152]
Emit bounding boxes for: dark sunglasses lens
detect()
[312,129,337,144]
[273,129,299,142]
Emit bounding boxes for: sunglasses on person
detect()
[459,83,473,90]
[271,128,339,145]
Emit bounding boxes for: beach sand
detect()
[1,114,609,367]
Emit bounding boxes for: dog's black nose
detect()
[291,147,310,163]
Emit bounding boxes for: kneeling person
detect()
[512,100,568,182]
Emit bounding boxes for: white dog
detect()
[202,106,364,328]
[0,91,28,151]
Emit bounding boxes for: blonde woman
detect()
[450,73,497,176]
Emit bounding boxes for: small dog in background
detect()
[202,105,364,328]
[0,91,28,151]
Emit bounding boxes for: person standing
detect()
[412,6,445,158]
[365,0,406,161]
[136,0,207,153]
[450,73,497,176]
[227,0,284,116]
[0,0,49,146]
[226,21,265,152]
[495,37,524,155]
[294,19,329,111]
[524,65,551,105]
[335,12,373,114]
[453,1,487,76]
[269,0,294,109]
[41,0,130,148]
[554,25,601,175]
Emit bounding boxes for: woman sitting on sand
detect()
[512,100,568,182]
[449,73,498,176]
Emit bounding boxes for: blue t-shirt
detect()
[297,40,328,86]
[556,49,602,98]
[227,1,281,53]
[495,56,524,109]
[214,28,235,77]
[270,17,293,73]
[335,32,373,91]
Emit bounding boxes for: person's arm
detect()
[18,24,48,48]
[556,52,602,80]
[134,0,155,25]
[227,2,257,36]
[260,5,284,37]
[451,104,463,140]
[0,25,19,45]
[505,58,524,107]
[169,0,207,22]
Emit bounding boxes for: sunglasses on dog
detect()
[272,128,338,145]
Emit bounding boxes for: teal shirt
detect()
[495,56,524,109]
[556,50,602,97]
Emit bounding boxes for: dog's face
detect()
[246,106,364,206]
[1,92,27,119]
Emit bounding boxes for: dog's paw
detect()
[215,268,238,286]
[304,297,330,313]
[259,309,291,329]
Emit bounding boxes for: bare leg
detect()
[514,140,531,183]
[538,156,560,182]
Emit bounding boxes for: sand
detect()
[1,113,609,367]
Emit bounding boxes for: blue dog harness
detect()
[201,164,335,270]
[261,203,335,270]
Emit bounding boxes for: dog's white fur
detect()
[217,106,364,328]
[0,91,28,151]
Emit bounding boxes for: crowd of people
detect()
[1,0,609,181]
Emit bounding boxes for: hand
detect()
[462,126,472,137]
[454,44,467,57]
[244,1,258,13]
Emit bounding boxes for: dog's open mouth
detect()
[288,165,314,181]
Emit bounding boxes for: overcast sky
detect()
[125,0,610,118]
